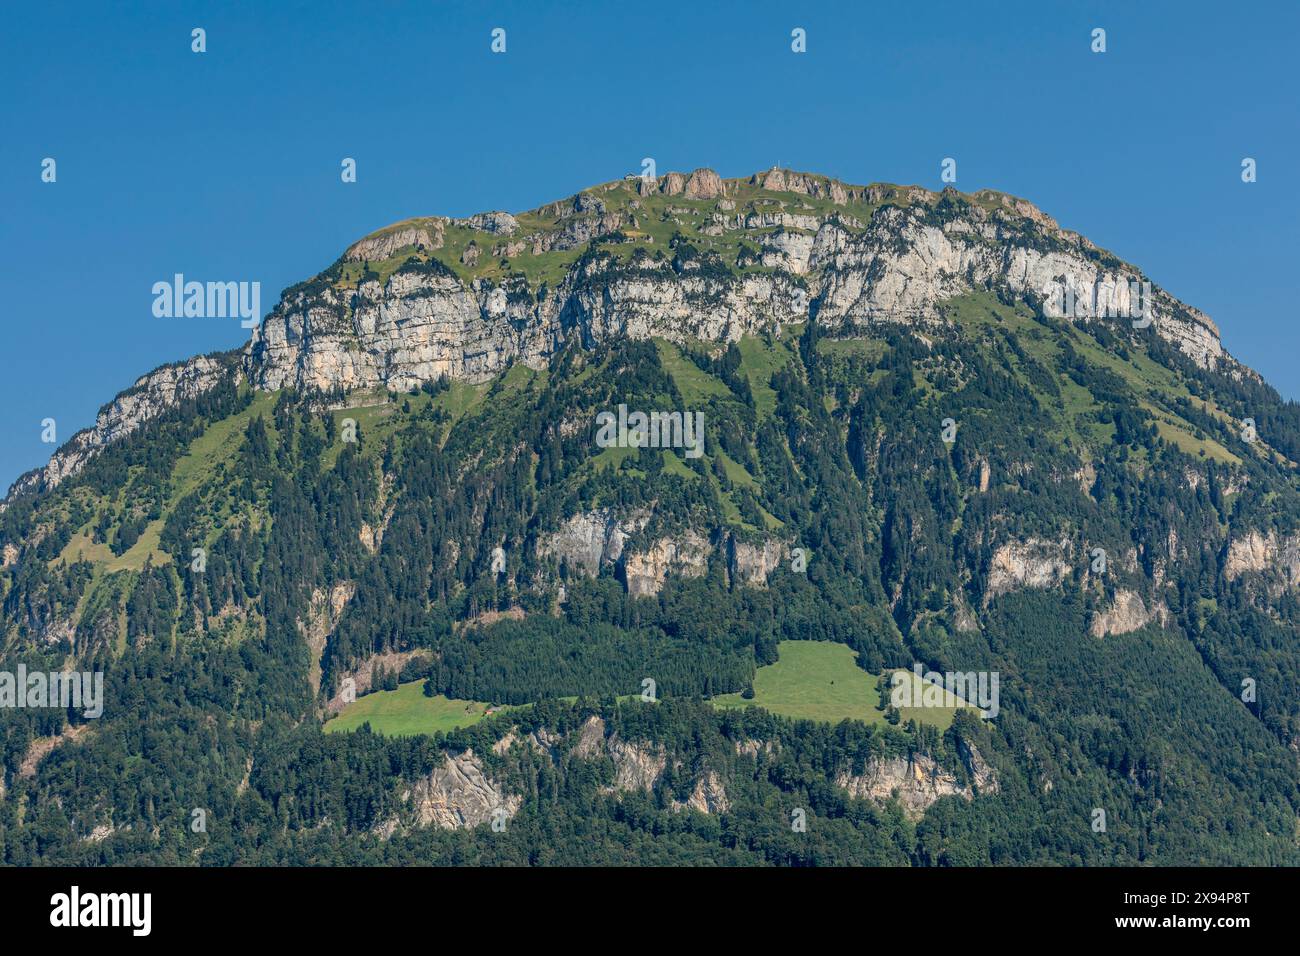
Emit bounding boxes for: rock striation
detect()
[6,353,236,500]
[1090,589,1168,637]
[1224,529,1300,587]
[245,168,1225,397]
[835,742,999,820]
[835,754,968,820]
[984,537,1071,604]
[403,750,521,830]
[537,510,787,596]
[8,168,1232,502]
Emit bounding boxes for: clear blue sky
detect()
[2,0,1296,491]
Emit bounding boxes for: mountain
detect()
[8,168,1233,503]
[3,168,1299,866]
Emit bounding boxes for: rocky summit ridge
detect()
[9,167,1229,500]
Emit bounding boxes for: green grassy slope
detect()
[714,640,967,730]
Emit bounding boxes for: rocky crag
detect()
[7,167,1229,501]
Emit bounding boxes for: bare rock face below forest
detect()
[835,743,999,820]
[571,715,729,812]
[835,755,968,820]
[984,537,1071,605]
[377,750,521,836]
[1090,589,1168,638]
[536,509,788,596]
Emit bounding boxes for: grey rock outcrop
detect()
[734,738,780,759]
[835,753,969,820]
[572,716,667,792]
[246,268,558,392]
[836,742,1000,820]
[811,205,1221,368]
[684,167,725,200]
[673,770,730,814]
[1224,529,1300,587]
[6,352,236,501]
[535,509,651,576]
[299,582,356,694]
[538,512,787,596]
[404,750,521,830]
[623,530,711,597]
[1221,530,1300,605]
[1090,589,1168,637]
[244,174,1225,401]
[456,211,518,236]
[572,716,729,813]
[728,535,787,586]
[984,537,1071,604]
[345,222,444,261]
[957,740,1000,795]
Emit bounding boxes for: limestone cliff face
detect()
[246,267,564,392]
[734,738,780,759]
[836,743,999,819]
[8,167,1232,503]
[298,581,356,695]
[811,201,1221,368]
[958,740,1000,795]
[244,252,804,394]
[345,222,444,261]
[623,530,712,598]
[673,770,731,814]
[537,512,793,596]
[984,537,1071,604]
[835,754,968,820]
[727,535,788,586]
[570,715,729,812]
[243,168,1225,397]
[402,750,520,831]
[572,715,667,792]
[375,716,736,834]
[535,509,650,576]
[1090,589,1168,638]
[6,352,235,500]
[1224,530,1300,585]
[1222,530,1300,599]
